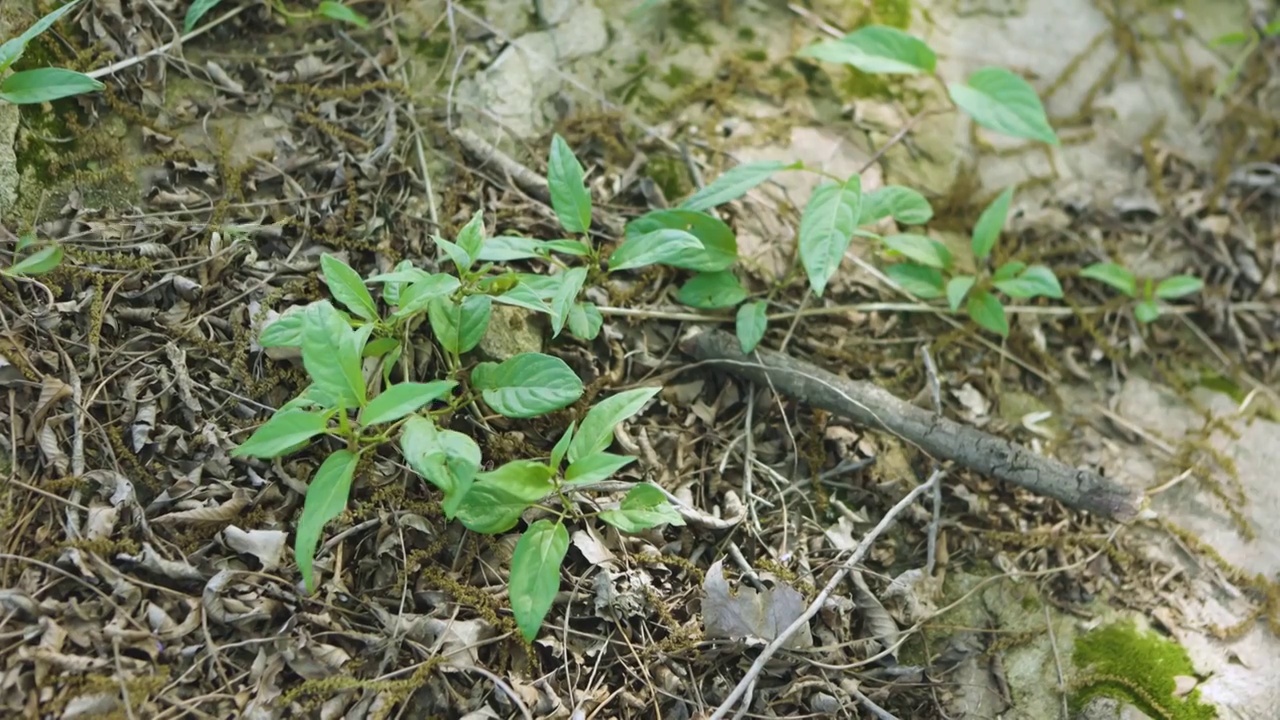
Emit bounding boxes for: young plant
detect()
[0,0,104,105]
[1079,262,1203,323]
[184,0,369,33]
[1209,16,1280,99]
[2,233,63,277]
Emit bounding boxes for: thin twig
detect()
[707,470,945,720]
[87,6,251,80]
[921,345,943,577]
[1044,603,1070,720]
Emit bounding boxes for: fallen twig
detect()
[682,330,1143,521]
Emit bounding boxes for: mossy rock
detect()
[1071,621,1216,720]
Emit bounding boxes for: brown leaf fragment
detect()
[151,487,251,525]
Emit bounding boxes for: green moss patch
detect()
[1071,622,1216,720]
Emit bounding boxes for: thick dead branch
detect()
[682,330,1143,521]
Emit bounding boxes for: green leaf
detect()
[799,175,862,297]
[1210,30,1250,47]
[550,422,575,471]
[509,519,568,642]
[735,300,768,353]
[478,236,590,262]
[401,417,481,519]
[608,228,704,272]
[1080,262,1137,298]
[363,337,399,359]
[567,301,603,341]
[320,254,377,321]
[315,1,369,28]
[455,460,556,534]
[1134,299,1161,323]
[428,295,492,355]
[885,263,945,299]
[993,261,1026,282]
[1154,275,1203,300]
[259,310,305,348]
[455,210,486,267]
[15,233,35,252]
[947,68,1058,144]
[0,68,104,105]
[7,245,62,276]
[231,409,329,459]
[946,275,976,312]
[548,134,592,234]
[1,0,83,70]
[370,260,421,305]
[391,273,460,320]
[881,234,952,270]
[966,290,1008,336]
[598,483,686,533]
[993,264,1062,299]
[859,186,933,226]
[295,450,359,593]
[565,451,636,485]
[434,236,472,273]
[623,210,737,272]
[679,160,788,212]
[797,25,937,75]
[971,186,1014,261]
[568,386,659,463]
[361,381,455,426]
[676,271,747,309]
[550,267,588,337]
[493,283,554,316]
[472,353,584,419]
[183,0,225,32]
[301,302,365,408]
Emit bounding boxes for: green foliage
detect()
[1071,622,1217,720]
[798,25,937,74]
[184,0,369,32]
[0,1,103,105]
[735,301,768,353]
[798,175,862,296]
[1080,263,1203,324]
[2,234,63,277]
[548,134,593,234]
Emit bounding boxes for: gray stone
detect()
[0,6,22,224]
[477,304,545,360]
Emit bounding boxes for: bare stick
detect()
[683,330,1143,521]
[707,470,944,720]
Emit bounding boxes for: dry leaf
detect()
[701,560,812,650]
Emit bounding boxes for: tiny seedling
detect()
[1079,262,1204,323]
[0,0,104,105]
[184,0,369,33]
[2,233,63,278]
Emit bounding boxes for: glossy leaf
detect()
[478,236,590,262]
[623,209,737,273]
[472,353,584,419]
[567,301,603,341]
[608,228,703,272]
[455,210,486,267]
[295,450,360,592]
[676,271,747,309]
[679,160,788,212]
[885,263,945,299]
[946,275,976,313]
[948,68,1058,144]
[859,185,933,226]
[966,290,1008,336]
[401,417,481,519]
[231,409,328,459]
[392,273,460,319]
[1,0,83,70]
[799,175,861,297]
[971,186,1014,261]
[550,267,588,337]
[568,386,660,463]
[599,483,686,533]
[0,68,104,105]
[509,519,568,641]
[548,134,592,234]
[428,295,491,354]
[493,282,554,316]
[315,1,369,28]
[1154,275,1203,300]
[361,381,455,425]
[735,300,768,353]
[301,302,365,408]
[183,0,225,32]
[550,422,575,471]
[455,461,556,533]
[6,245,62,276]
[259,310,305,348]
[881,234,952,270]
[565,451,636,485]
[434,236,472,273]
[320,254,377,321]
[1080,262,1137,297]
[798,25,937,75]
[993,264,1062,299]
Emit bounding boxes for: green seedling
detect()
[184,0,369,33]
[1079,262,1203,323]
[0,0,104,105]
[2,233,63,277]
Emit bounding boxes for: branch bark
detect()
[682,330,1142,522]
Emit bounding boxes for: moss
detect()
[741,48,768,62]
[737,26,756,41]
[665,0,713,45]
[660,65,694,88]
[646,153,690,201]
[1071,622,1216,720]
[868,0,913,29]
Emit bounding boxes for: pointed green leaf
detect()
[625,209,738,272]
[231,409,328,459]
[550,267,588,336]
[679,160,788,212]
[859,185,934,226]
[548,134,592,234]
[361,381,456,425]
[565,451,636,485]
[401,417,481,518]
[1,1,84,70]
[434,236,472,272]
[881,234,952,270]
[799,175,861,296]
[993,260,1027,282]
[183,0,225,32]
[966,290,1008,336]
[0,68,104,105]
[315,1,369,28]
[735,300,768,353]
[1154,275,1203,300]
[550,422,575,471]
[567,301,603,341]
[798,25,937,75]
[6,245,62,276]
[455,210,486,265]
[428,295,491,354]
[946,275,976,312]
[599,483,686,533]
[259,309,305,348]
[971,186,1014,261]
[676,271,747,309]
[1134,299,1161,323]
[320,254,377,321]
[993,264,1062,299]
[948,68,1058,144]
[301,302,364,407]
[455,461,555,533]
[472,352,584,419]
[295,450,360,592]
[1080,262,1137,297]
[509,519,569,641]
[885,263,944,299]
[568,386,659,463]
[608,228,703,272]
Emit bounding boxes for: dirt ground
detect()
[0,1,1278,719]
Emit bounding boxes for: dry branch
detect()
[682,330,1143,521]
